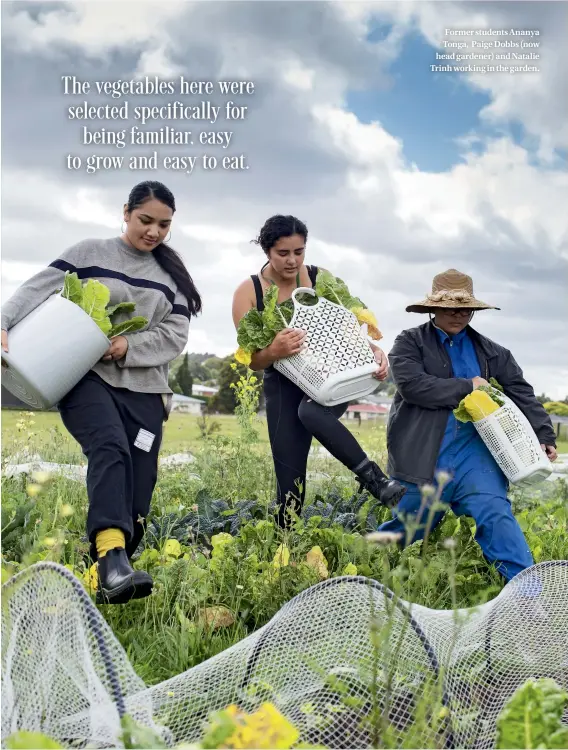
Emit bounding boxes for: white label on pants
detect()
[134,429,155,452]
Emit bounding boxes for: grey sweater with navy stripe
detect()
[1,236,190,401]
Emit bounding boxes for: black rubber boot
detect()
[356,461,407,508]
[96,548,153,605]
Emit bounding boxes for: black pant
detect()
[263,369,368,526]
[58,372,164,560]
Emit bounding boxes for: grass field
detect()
[1,408,390,458]
[2,408,566,460]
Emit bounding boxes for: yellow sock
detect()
[96,528,126,558]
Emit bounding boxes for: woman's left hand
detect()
[102,335,129,362]
[372,346,388,381]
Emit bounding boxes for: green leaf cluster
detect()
[61,271,148,338]
[236,271,370,358]
[236,285,292,355]
[496,678,568,749]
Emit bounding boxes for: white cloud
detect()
[1,1,566,399]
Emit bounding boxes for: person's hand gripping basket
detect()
[273,287,379,407]
[455,385,553,486]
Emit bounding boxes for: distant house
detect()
[192,383,219,398]
[170,393,205,416]
[344,403,389,422]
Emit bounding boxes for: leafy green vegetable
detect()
[262,284,288,337]
[235,270,377,362]
[314,269,365,310]
[490,377,504,392]
[496,678,568,749]
[62,272,83,306]
[79,279,112,336]
[110,316,148,337]
[107,301,136,318]
[5,732,63,749]
[60,271,148,341]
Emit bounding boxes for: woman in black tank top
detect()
[232,215,406,528]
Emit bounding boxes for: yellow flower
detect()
[31,470,51,484]
[234,347,252,366]
[306,546,329,579]
[352,306,382,341]
[26,483,42,498]
[222,702,299,749]
[342,562,358,576]
[163,539,182,558]
[60,504,74,518]
[83,563,98,592]
[272,544,290,569]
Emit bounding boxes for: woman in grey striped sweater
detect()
[1,181,201,604]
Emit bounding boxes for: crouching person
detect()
[380,269,557,582]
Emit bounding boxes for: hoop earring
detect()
[164,231,172,243]
[121,221,126,233]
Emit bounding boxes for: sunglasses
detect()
[439,308,474,318]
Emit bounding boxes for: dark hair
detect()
[251,214,308,255]
[126,181,202,316]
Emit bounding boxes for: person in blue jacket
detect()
[380,269,557,582]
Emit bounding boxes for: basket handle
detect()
[291,286,321,309]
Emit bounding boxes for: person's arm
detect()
[116,288,189,368]
[497,349,557,449]
[231,279,305,371]
[389,331,474,409]
[0,247,82,334]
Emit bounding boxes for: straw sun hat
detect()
[406,269,500,313]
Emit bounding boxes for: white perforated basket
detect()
[473,393,553,486]
[273,287,378,406]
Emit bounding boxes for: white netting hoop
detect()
[2,561,567,749]
[273,288,378,406]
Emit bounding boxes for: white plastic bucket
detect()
[474,393,553,486]
[273,287,378,407]
[1,294,110,410]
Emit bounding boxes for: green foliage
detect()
[79,279,112,335]
[60,271,148,340]
[62,272,83,305]
[235,270,372,360]
[5,732,63,749]
[209,357,248,414]
[543,401,568,417]
[176,353,194,397]
[109,316,148,337]
[314,268,365,310]
[2,409,568,749]
[496,678,568,749]
[107,301,136,317]
[120,715,168,749]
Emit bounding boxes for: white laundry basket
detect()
[474,392,553,486]
[1,294,110,410]
[273,287,378,407]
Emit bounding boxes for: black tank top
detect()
[251,264,318,311]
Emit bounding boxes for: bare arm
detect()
[231,280,305,371]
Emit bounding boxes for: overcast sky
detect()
[1,1,567,397]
